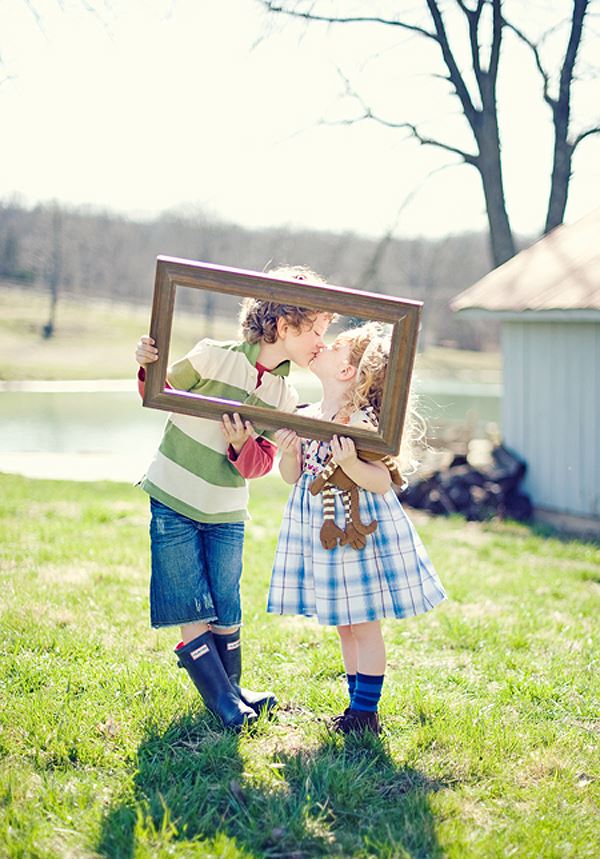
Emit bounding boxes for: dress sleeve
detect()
[348,407,379,430]
[227,435,277,479]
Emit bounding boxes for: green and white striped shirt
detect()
[140,339,298,523]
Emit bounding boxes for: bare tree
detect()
[42,205,62,339]
[259,0,599,268]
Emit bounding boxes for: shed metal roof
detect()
[451,208,600,313]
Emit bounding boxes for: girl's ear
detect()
[339,364,356,381]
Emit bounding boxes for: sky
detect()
[1,0,599,240]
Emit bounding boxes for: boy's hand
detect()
[331,435,358,465]
[221,413,257,454]
[275,429,301,457]
[136,336,158,367]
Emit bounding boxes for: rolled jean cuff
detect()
[151,614,218,629]
[210,620,243,631]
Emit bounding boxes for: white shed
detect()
[450,209,600,536]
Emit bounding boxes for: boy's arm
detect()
[135,335,205,397]
[165,352,202,391]
[137,366,173,399]
[136,334,200,398]
[138,366,275,477]
[227,436,276,479]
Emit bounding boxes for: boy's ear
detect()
[339,364,357,381]
[276,317,289,339]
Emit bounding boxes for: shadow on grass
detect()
[98,707,446,858]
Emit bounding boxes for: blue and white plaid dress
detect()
[267,429,446,627]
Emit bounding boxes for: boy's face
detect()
[279,312,331,368]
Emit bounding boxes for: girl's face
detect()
[280,312,331,368]
[309,339,352,381]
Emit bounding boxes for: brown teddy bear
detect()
[309,451,405,550]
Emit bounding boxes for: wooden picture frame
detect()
[144,256,422,456]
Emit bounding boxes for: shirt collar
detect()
[238,340,291,377]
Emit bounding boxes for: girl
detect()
[268,322,446,735]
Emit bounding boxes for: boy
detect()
[136,267,332,728]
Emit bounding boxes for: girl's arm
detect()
[275,429,302,484]
[331,436,392,494]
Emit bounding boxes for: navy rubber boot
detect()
[213,630,277,715]
[175,631,257,729]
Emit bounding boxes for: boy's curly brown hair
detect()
[239,266,337,343]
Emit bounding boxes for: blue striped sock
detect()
[346,673,356,703]
[352,672,384,712]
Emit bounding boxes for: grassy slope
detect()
[0,285,238,381]
[0,472,598,858]
[0,284,500,383]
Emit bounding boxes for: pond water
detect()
[0,376,501,481]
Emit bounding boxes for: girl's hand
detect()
[275,428,301,457]
[136,336,158,367]
[331,435,358,465]
[221,413,257,453]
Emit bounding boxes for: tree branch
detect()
[454,0,474,16]
[356,163,459,291]
[572,126,600,150]
[320,108,478,164]
[558,0,589,106]
[403,122,479,165]
[23,0,46,34]
[454,0,485,86]
[258,2,437,40]
[488,0,503,85]
[503,19,553,105]
[424,0,479,126]
[325,69,479,165]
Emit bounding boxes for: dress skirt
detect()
[267,473,446,626]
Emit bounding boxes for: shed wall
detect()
[501,321,599,518]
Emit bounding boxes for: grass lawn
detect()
[1,472,598,858]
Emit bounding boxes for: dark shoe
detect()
[212,629,277,715]
[175,632,257,729]
[332,708,381,736]
[330,708,352,730]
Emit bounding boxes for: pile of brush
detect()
[401,445,532,522]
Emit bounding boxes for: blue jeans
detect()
[149,498,245,629]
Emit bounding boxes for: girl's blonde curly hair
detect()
[335,322,426,476]
[239,265,336,344]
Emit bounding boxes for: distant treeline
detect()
[0,200,506,350]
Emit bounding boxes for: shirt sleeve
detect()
[227,435,277,478]
[137,366,146,398]
[137,366,173,399]
[138,338,208,398]
[166,352,202,391]
[259,383,300,442]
